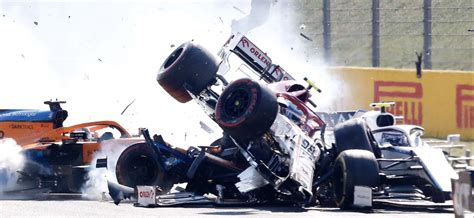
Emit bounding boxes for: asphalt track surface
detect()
[0,199,464,217]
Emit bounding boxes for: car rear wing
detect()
[218,33,294,84]
[315,110,367,128]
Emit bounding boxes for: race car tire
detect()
[334,118,382,158]
[115,143,174,193]
[215,78,278,143]
[333,149,380,210]
[157,41,219,103]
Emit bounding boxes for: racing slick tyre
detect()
[333,149,380,210]
[215,78,278,143]
[115,143,175,194]
[157,41,219,103]
[334,118,382,158]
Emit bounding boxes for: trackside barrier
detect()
[325,67,474,140]
[451,170,473,217]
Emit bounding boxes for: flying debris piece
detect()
[33,21,38,25]
[233,6,246,14]
[299,32,313,41]
[21,54,25,59]
[219,17,224,24]
[299,24,306,30]
[121,99,136,115]
[98,58,102,62]
[199,121,214,134]
[170,44,175,48]
[468,29,474,32]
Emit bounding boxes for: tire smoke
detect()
[0,138,25,196]
[80,140,129,200]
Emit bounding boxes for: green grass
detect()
[447,141,474,158]
[290,0,473,71]
[426,138,474,166]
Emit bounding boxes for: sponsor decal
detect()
[374,81,423,125]
[353,186,372,207]
[456,84,474,129]
[316,112,356,127]
[137,186,156,206]
[139,190,154,198]
[0,111,38,118]
[238,37,271,68]
[235,36,294,82]
[9,124,33,130]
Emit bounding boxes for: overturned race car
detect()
[108,34,381,209]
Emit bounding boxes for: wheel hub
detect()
[224,88,251,118]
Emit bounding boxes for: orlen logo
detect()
[238,37,271,68]
[374,81,423,125]
[456,84,474,128]
[139,190,154,199]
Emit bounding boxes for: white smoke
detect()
[0,138,25,194]
[80,140,128,200]
[231,0,272,34]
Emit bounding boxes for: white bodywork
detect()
[362,110,458,193]
[270,114,320,192]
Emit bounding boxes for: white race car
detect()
[357,102,459,206]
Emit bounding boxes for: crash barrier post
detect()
[326,67,474,140]
[467,150,472,166]
[301,1,472,70]
[452,171,474,217]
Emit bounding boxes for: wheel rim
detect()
[223,88,251,119]
[163,47,183,69]
[120,155,158,187]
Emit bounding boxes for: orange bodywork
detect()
[0,121,54,145]
[6,120,140,164]
[9,120,130,146]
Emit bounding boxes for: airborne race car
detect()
[109,34,381,209]
[0,101,144,195]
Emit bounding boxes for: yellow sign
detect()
[326,67,474,140]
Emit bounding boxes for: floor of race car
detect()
[0,197,467,217]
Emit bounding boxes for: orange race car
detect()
[0,101,144,194]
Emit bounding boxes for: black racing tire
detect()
[215,78,278,142]
[115,143,174,193]
[333,149,380,210]
[157,41,219,103]
[334,118,381,158]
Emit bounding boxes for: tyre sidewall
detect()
[115,143,174,193]
[333,149,379,209]
[334,118,374,154]
[157,41,218,103]
[215,79,278,142]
